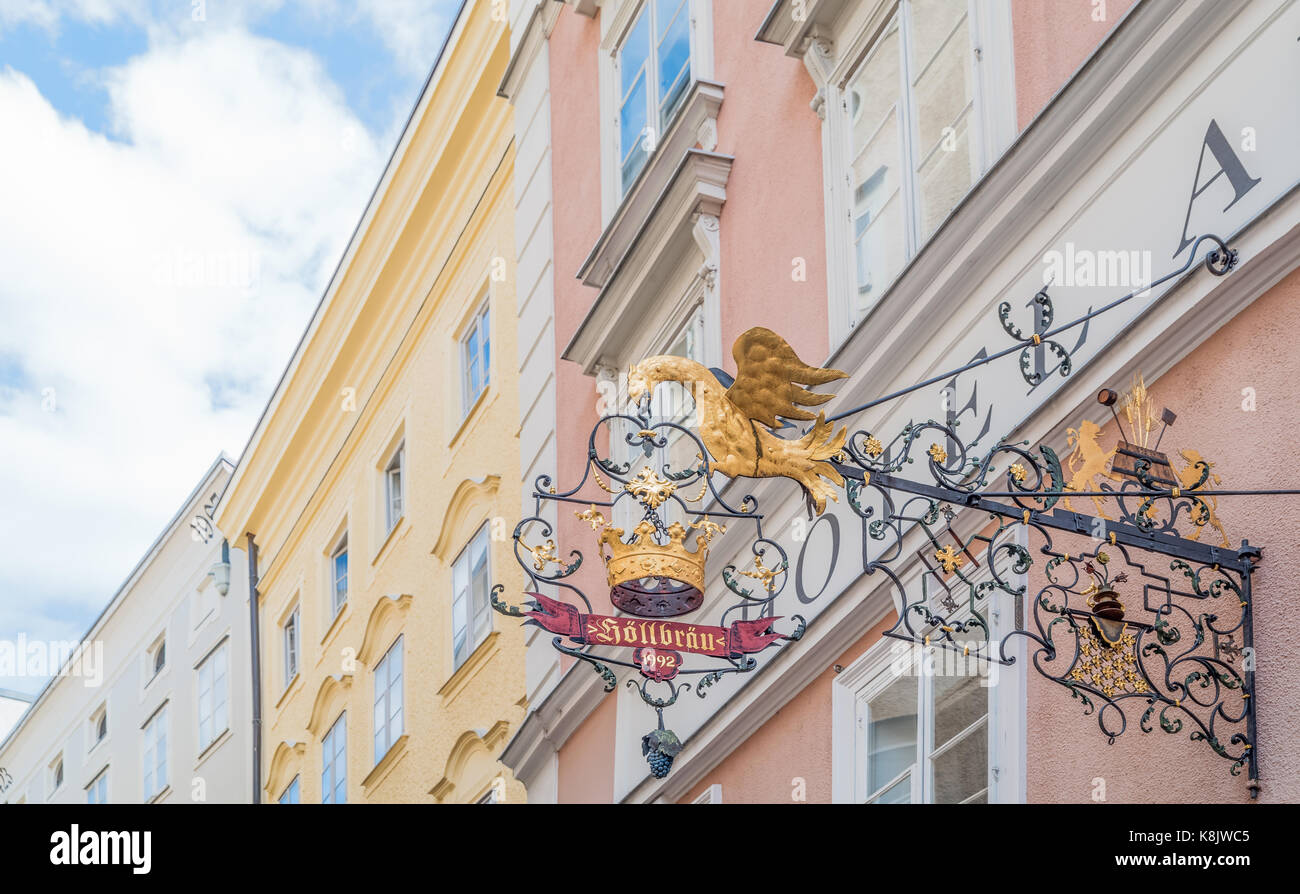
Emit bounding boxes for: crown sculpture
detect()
[578,483,724,618]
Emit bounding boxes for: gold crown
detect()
[576,506,724,618]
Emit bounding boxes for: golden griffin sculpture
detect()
[626,327,848,514]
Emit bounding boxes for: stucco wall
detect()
[1010,0,1137,130]
[714,0,829,364]
[1026,265,1300,804]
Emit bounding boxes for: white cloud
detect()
[0,26,385,684]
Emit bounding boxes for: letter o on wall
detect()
[795,514,840,604]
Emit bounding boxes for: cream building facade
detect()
[215,1,527,805]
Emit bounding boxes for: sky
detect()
[0,0,460,694]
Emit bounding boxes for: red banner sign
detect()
[525,592,786,658]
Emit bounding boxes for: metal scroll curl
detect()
[492,403,804,780]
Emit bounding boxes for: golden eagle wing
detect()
[724,327,847,429]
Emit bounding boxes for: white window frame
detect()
[144,632,166,685]
[814,0,1016,348]
[196,640,229,751]
[142,704,168,801]
[373,636,404,764]
[283,605,300,687]
[831,538,1026,802]
[598,0,715,222]
[329,532,349,618]
[48,754,64,796]
[451,523,493,668]
[384,441,405,534]
[86,768,108,804]
[321,712,347,804]
[459,299,491,416]
[88,702,108,752]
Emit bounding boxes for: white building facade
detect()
[0,456,253,804]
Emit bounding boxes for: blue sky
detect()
[0,0,461,695]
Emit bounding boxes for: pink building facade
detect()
[499,0,1300,804]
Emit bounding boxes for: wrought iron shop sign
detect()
[493,235,1276,795]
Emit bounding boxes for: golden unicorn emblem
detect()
[1174,448,1230,547]
[626,328,848,514]
[1061,418,1119,519]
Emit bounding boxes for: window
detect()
[86,769,107,804]
[460,302,490,414]
[89,704,107,749]
[283,606,299,686]
[278,776,300,804]
[384,443,405,533]
[616,0,692,191]
[147,635,166,681]
[330,533,349,616]
[49,755,64,793]
[321,713,347,804]
[846,643,991,804]
[452,525,493,667]
[845,1,981,320]
[197,642,229,750]
[373,636,404,764]
[142,706,168,801]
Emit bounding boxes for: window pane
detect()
[910,0,974,240]
[933,669,985,748]
[866,674,917,798]
[480,308,490,386]
[869,773,911,804]
[915,115,972,240]
[848,22,905,312]
[620,72,650,190]
[656,0,691,126]
[620,7,651,99]
[933,717,988,803]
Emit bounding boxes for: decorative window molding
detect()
[281,603,300,691]
[87,702,108,754]
[85,767,108,804]
[265,740,306,801]
[758,0,1017,351]
[356,593,414,667]
[565,147,731,376]
[430,475,501,562]
[306,674,353,737]
[430,722,512,804]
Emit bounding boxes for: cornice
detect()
[499,1,563,101]
[355,593,414,666]
[499,658,608,787]
[430,475,502,561]
[564,148,733,374]
[577,80,725,288]
[305,674,353,737]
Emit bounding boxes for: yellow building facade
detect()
[215,3,526,804]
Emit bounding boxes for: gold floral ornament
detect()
[934,545,965,575]
[1009,462,1028,483]
[738,552,784,592]
[576,505,608,531]
[625,466,677,510]
[528,539,559,572]
[625,327,848,515]
[862,435,884,458]
[928,443,948,464]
